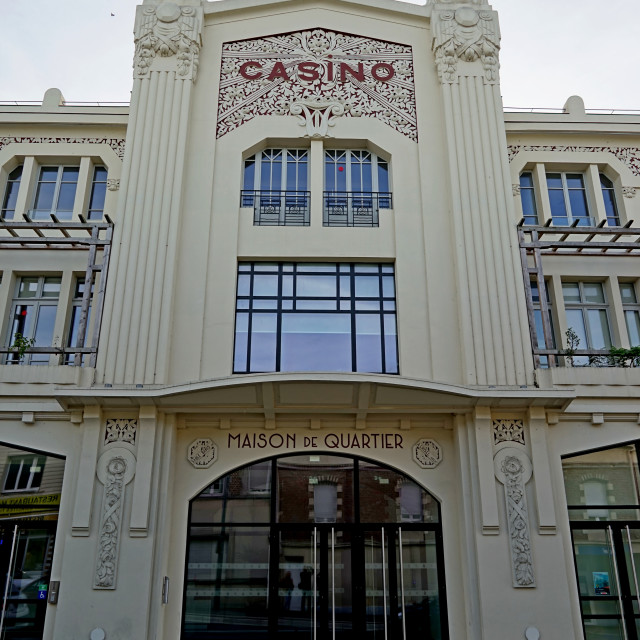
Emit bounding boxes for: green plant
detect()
[564,328,580,367]
[10,333,35,362]
[608,346,640,368]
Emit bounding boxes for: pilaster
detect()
[431,1,534,386]
[99,0,204,384]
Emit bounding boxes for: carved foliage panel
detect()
[217,29,417,141]
[0,137,125,159]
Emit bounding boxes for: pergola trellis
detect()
[0,215,114,367]
[518,219,640,368]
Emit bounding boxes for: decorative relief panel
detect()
[413,439,442,469]
[508,145,640,177]
[94,448,136,590]
[188,438,218,469]
[493,419,525,446]
[494,447,535,588]
[104,419,138,446]
[623,186,638,198]
[0,137,125,159]
[431,7,500,84]
[217,29,417,141]
[134,3,203,81]
[107,178,120,191]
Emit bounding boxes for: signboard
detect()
[0,493,61,517]
[227,432,404,451]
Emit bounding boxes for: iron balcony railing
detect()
[241,190,310,226]
[323,192,392,227]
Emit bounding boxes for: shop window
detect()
[620,282,640,347]
[3,454,46,492]
[241,149,309,226]
[562,281,611,364]
[1,165,22,220]
[324,150,391,226]
[600,173,620,226]
[546,172,592,227]
[87,166,108,220]
[31,165,79,221]
[6,276,61,365]
[519,171,538,225]
[233,262,398,374]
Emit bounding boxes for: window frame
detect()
[2,453,46,493]
[1,165,23,221]
[562,281,613,355]
[31,165,80,221]
[620,282,640,347]
[546,171,592,227]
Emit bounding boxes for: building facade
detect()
[1,0,640,638]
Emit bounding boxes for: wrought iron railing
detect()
[241,190,310,226]
[323,192,392,227]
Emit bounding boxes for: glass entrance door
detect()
[0,523,56,640]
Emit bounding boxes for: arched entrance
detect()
[181,454,448,639]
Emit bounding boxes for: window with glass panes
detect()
[620,282,640,347]
[3,454,46,492]
[242,149,308,201]
[234,263,398,374]
[324,150,390,198]
[600,174,620,226]
[531,279,555,366]
[546,173,592,226]
[6,276,61,364]
[87,166,108,220]
[519,172,538,225]
[31,166,79,220]
[1,165,22,220]
[562,282,612,363]
[65,278,93,365]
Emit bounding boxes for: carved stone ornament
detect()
[107,178,120,191]
[0,137,125,159]
[134,3,203,81]
[94,447,136,590]
[512,184,521,197]
[623,186,638,198]
[217,29,417,141]
[290,100,346,138]
[494,447,535,588]
[188,438,218,469]
[493,419,525,446]
[104,418,137,446]
[413,439,442,469]
[431,7,500,84]
[508,145,640,177]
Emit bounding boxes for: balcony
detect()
[241,190,310,226]
[323,192,392,227]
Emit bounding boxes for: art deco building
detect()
[1,0,640,638]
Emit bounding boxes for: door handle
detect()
[313,527,317,640]
[331,528,336,640]
[625,527,640,621]
[381,527,388,640]
[608,525,629,640]
[398,528,407,640]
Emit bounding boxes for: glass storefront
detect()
[182,454,447,640]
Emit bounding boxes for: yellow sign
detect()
[0,493,61,516]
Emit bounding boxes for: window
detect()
[547,173,592,226]
[65,278,93,365]
[31,165,79,220]
[324,150,391,226]
[519,172,538,225]
[87,166,108,220]
[563,282,612,363]
[242,149,309,226]
[1,166,22,220]
[234,263,398,374]
[3,454,46,492]
[6,276,61,365]
[600,173,620,226]
[620,282,640,347]
[531,279,555,367]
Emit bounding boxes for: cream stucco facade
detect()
[1,1,640,639]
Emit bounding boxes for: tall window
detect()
[620,282,640,347]
[546,173,591,226]
[600,173,620,226]
[563,282,612,363]
[531,279,555,367]
[234,263,398,374]
[519,172,538,225]
[65,278,93,365]
[6,276,61,365]
[3,454,46,493]
[87,166,108,220]
[1,165,22,220]
[32,166,79,220]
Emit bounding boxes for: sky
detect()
[1,0,639,111]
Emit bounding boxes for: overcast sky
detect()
[1,0,639,111]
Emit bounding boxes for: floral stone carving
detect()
[217,29,417,141]
[94,448,136,589]
[431,7,500,84]
[188,438,218,469]
[134,2,203,81]
[104,418,137,446]
[413,439,442,469]
[494,447,535,588]
[493,419,525,446]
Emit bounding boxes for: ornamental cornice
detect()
[431,4,500,85]
[0,137,125,159]
[134,2,203,82]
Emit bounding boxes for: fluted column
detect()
[431,1,533,386]
[99,0,203,384]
